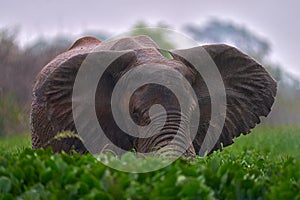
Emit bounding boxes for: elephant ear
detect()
[32,37,100,151]
[170,44,277,155]
[33,38,137,151]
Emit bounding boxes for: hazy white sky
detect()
[1,0,299,78]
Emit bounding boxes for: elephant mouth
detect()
[135,110,196,157]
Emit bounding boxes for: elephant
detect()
[30,35,277,157]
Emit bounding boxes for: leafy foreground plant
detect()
[0,147,300,200]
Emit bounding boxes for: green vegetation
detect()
[130,22,175,51]
[0,93,28,136]
[0,126,300,199]
[230,126,300,160]
[0,134,30,153]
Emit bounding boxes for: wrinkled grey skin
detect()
[31,35,277,157]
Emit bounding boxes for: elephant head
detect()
[31,35,277,157]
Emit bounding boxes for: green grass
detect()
[0,126,299,199]
[228,125,300,159]
[0,133,31,153]
[1,126,299,159]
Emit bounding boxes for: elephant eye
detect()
[131,112,140,122]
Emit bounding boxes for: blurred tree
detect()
[0,29,71,135]
[0,28,22,101]
[0,30,71,105]
[0,28,19,64]
[130,21,175,51]
[185,19,270,61]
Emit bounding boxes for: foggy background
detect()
[0,0,299,136]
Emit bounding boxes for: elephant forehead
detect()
[136,59,196,84]
[117,61,196,103]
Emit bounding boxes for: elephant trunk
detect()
[136,110,196,158]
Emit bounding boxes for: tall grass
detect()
[1,125,299,160]
[228,125,300,160]
[0,133,30,153]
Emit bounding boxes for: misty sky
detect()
[1,0,299,78]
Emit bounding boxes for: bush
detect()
[0,147,299,199]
